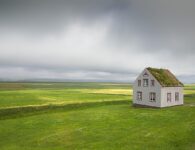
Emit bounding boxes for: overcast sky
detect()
[0,0,195,82]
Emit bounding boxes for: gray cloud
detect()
[0,0,195,82]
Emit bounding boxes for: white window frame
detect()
[143,79,148,87]
[149,92,156,102]
[137,91,142,101]
[175,92,179,101]
[167,93,171,102]
[143,72,149,77]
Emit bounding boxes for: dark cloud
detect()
[0,0,129,35]
[0,0,195,82]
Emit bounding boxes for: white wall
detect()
[161,87,183,107]
[133,68,162,107]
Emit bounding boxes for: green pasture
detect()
[0,82,194,150]
[0,82,131,108]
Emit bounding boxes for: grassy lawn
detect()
[0,82,194,150]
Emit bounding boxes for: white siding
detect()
[133,69,162,107]
[161,87,183,107]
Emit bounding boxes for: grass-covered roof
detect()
[147,67,184,87]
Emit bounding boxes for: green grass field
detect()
[0,82,194,150]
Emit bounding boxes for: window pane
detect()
[150,92,156,102]
[143,79,148,87]
[137,91,142,100]
[175,92,179,101]
[167,93,171,102]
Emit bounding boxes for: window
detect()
[151,80,155,86]
[143,72,148,77]
[175,92,179,101]
[167,93,171,102]
[143,79,148,87]
[149,92,156,102]
[138,80,141,86]
[137,91,142,101]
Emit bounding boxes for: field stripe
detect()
[0,100,130,120]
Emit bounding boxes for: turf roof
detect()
[147,67,184,87]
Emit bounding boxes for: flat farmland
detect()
[0,82,194,150]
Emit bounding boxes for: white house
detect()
[133,67,184,108]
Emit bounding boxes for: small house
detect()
[133,67,184,107]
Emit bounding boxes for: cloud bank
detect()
[0,0,195,82]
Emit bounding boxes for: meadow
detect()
[0,82,194,150]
